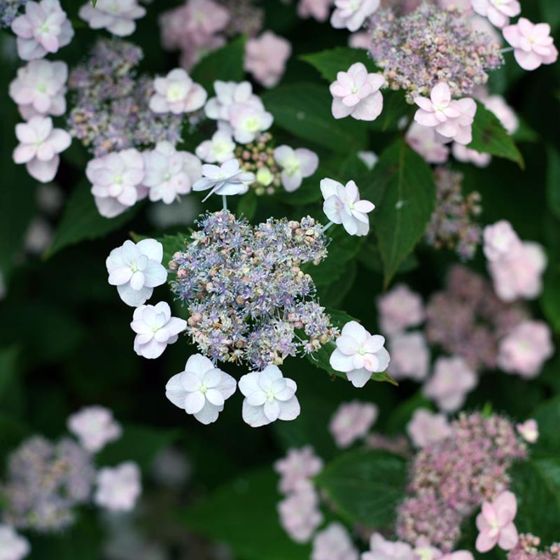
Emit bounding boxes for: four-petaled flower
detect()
[330,0,380,32]
[239,365,301,428]
[95,462,142,512]
[150,68,207,115]
[165,354,237,425]
[193,159,255,201]
[476,491,519,552]
[329,321,390,388]
[106,239,167,307]
[131,302,187,359]
[330,63,385,121]
[321,178,375,236]
[274,145,319,192]
[79,0,146,37]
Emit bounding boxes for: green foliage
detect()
[362,139,436,286]
[316,449,407,527]
[183,468,310,560]
[546,147,560,220]
[301,47,378,81]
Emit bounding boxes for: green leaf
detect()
[532,396,560,456]
[237,191,258,221]
[183,468,310,560]
[262,83,368,153]
[469,103,524,167]
[46,182,139,258]
[539,0,560,29]
[0,346,18,401]
[541,259,560,334]
[546,147,560,220]
[317,260,357,307]
[191,36,247,91]
[97,425,178,471]
[316,449,407,527]
[301,47,378,82]
[363,139,435,286]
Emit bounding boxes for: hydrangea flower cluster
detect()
[508,534,560,560]
[396,412,527,551]
[169,210,336,369]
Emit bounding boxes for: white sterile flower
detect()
[0,524,30,560]
[131,302,186,359]
[195,130,236,163]
[143,142,201,204]
[106,239,167,307]
[67,406,122,453]
[330,321,390,388]
[11,0,74,61]
[149,68,207,115]
[13,116,70,183]
[471,0,520,29]
[193,159,255,201]
[86,149,147,218]
[229,101,274,144]
[274,145,319,192]
[205,80,261,121]
[95,462,141,512]
[320,178,375,236]
[165,354,237,425]
[9,59,67,120]
[331,0,380,32]
[79,0,146,36]
[239,365,301,428]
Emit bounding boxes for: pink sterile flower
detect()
[274,446,323,494]
[330,62,385,121]
[471,0,520,29]
[244,32,292,88]
[79,0,145,37]
[438,0,472,13]
[423,356,477,412]
[376,284,425,336]
[488,241,547,302]
[195,130,235,164]
[13,116,71,183]
[95,462,142,512]
[298,0,333,22]
[407,408,452,448]
[476,491,519,552]
[503,18,558,71]
[278,487,323,543]
[131,302,187,359]
[312,523,359,560]
[362,533,415,560]
[86,149,147,219]
[497,320,553,378]
[483,220,522,262]
[330,321,390,388]
[150,69,207,115]
[388,332,430,381]
[67,406,122,453]
[11,0,74,61]
[406,122,450,165]
[452,143,491,167]
[0,525,30,560]
[331,0,379,32]
[483,95,518,135]
[414,82,477,145]
[330,401,378,448]
[439,552,473,560]
[204,80,261,122]
[320,178,375,236]
[9,59,67,120]
[274,145,319,192]
[516,419,539,444]
[349,31,371,49]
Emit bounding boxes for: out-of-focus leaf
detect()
[469,103,524,167]
[263,83,369,153]
[47,183,139,258]
[316,449,407,527]
[541,260,560,334]
[97,425,179,471]
[532,396,560,456]
[191,36,246,91]
[546,147,560,220]
[539,0,560,29]
[301,47,378,81]
[363,139,435,286]
[183,468,310,560]
[237,191,258,221]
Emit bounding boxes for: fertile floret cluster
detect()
[396,412,527,551]
[1,437,95,532]
[170,210,337,369]
[67,39,183,157]
[508,534,560,560]
[0,0,28,27]
[368,2,503,100]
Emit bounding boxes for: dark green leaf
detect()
[546,147,560,220]
[539,0,560,29]
[541,259,560,334]
[47,183,139,258]
[191,36,247,91]
[316,449,407,527]
[469,103,524,167]
[183,468,310,560]
[301,47,378,82]
[263,83,368,153]
[363,139,435,286]
[532,396,560,456]
[237,191,258,221]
